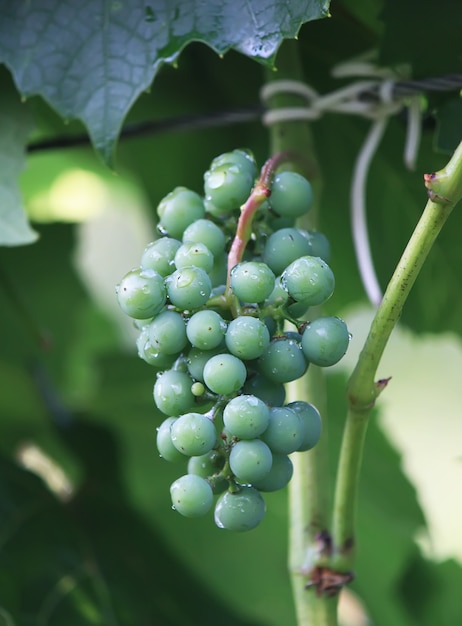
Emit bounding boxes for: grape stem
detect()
[225,151,291,310]
[331,137,462,572]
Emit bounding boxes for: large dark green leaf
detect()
[399,554,462,625]
[0,80,37,246]
[0,426,262,626]
[0,0,330,164]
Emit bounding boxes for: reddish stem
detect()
[225,151,291,295]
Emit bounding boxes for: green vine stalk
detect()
[265,40,462,626]
[331,138,462,573]
[265,41,338,626]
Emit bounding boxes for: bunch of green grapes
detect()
[116,149,350,532]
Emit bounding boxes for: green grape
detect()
[153,370,195,416]
[188,449,225,477]
[147,310,188,355]
[286,400,322,451]
[214,486,266,531]
[140,237,181,276]
[157,187,205,239]
[265,276,289,308]
[306,230,331,263]
[262,227,312,276]
[204,162,254,213]
[170,474,213,518]
[136,329,176,369]
[191,381,206,397]
[203,354,247,396]
[258,336,308,383]
[252,454,293,492]
[301,316,350,366]
[208,252,228,288]
[230,261,276,303]
[188,450,227,493]
[174,241,214,273]
[165,266,212,310]
[186,310,227,350]
[270,171,313,218]
[156,417,185,462]
[229,439,273,484]
[182,219,226,258]
[209,149,258,181]
[242,372,286,406]
[186,345,226,383]
[170,412,217,456]
[116,267,166,319]
[223,394,270,439]
[225,316,270,360]
[282,256,335,307]
[260,406,304,454]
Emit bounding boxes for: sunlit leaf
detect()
[0,0,330,164]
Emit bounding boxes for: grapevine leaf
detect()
[0,88,37,246]
[0,0,330,165]
[0,427,260,625]
[399,555,462,625]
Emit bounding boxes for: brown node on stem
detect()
[375,376,392,393]
[305,566,355,597]
[423,172,451,203]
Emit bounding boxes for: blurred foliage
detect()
[1,1,462,625]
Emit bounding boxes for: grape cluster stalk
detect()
[116,149,350,532]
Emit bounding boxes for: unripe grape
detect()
[242,373,286,406]
[171,412,217,456]
[306,230,331,263]
[301,316,350,366]
[147,310,188,355]
[174,242,214,273]
[186,346,226,383]
[229,439,273,484]
[225,316,270,360]
[170,474,213,517]
[188,449,225,478]
[258,335,308,384]
[209,149,258,181]
[282,256,335,306]
[252,454,293,492]
[182,219,226,257]
[260,406,304,454]
[287,401,322,451]
[270,171,313,218]
[153,370,195,416]
[157,187,205,239]
[165,266,212,310]
[136,329,176,369]
[141,237,181,276]
[203,354,247,396]
[116,267,166,319]
[214,486,266,531]
[204,162,254,213]
[156,417,184,462]
[223,395,270,439]
[262,227,311,275]
[230,261,276,303]
[186,310,227,350]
